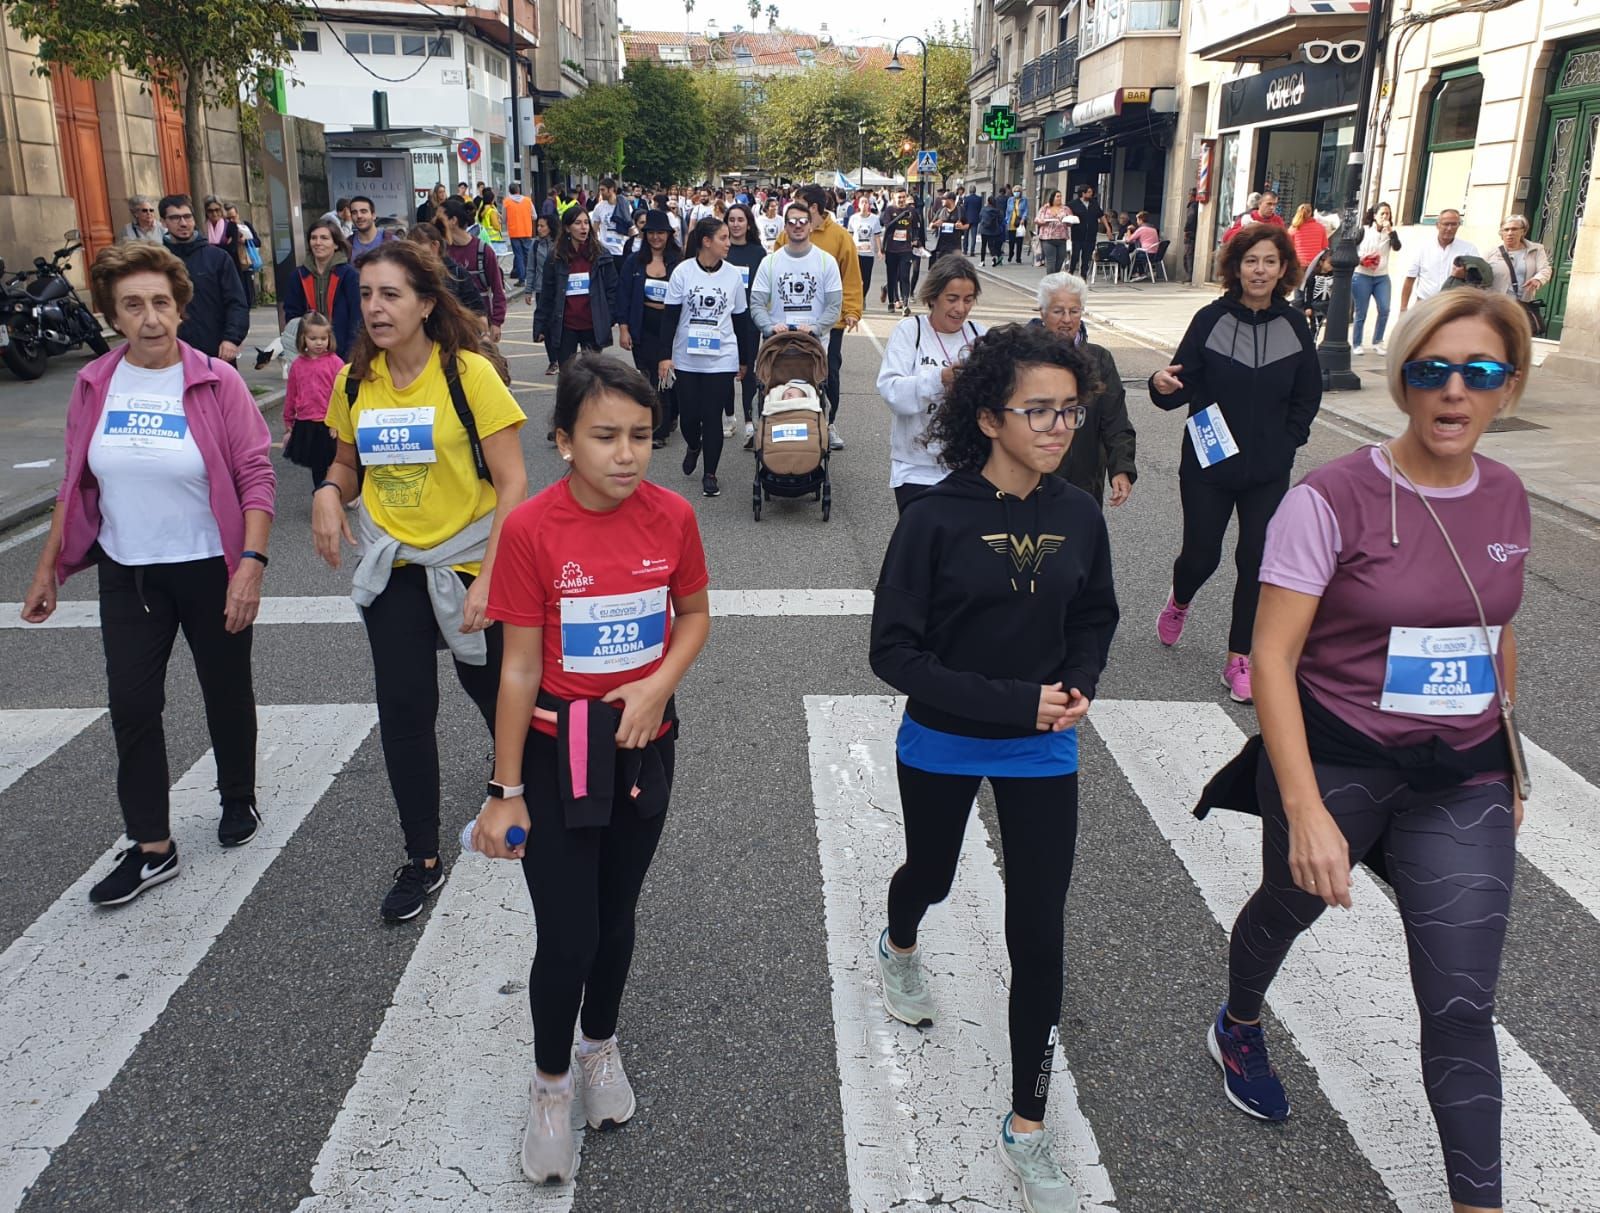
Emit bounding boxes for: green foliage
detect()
[754,68,877,181]
[541,83,636,178]
[622,61,709,185]
[873,39,971,185]
[692,70,751,179]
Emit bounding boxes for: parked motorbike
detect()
[1,230,110,381]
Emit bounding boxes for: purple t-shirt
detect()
[1260,445,1529,749]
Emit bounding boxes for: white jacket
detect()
[875,314,986,488]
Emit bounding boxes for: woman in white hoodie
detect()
[875,254,986,513]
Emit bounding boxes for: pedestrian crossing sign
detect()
[916,149,938,175]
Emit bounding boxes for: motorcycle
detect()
[1,229,111,381]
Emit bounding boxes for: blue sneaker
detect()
[1207,1005,1289,1121]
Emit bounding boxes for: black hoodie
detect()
[870,470,1119,740]
[1148,294,1321,489]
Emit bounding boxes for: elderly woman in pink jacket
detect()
[20,242,276,907]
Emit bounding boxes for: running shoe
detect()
[1156,593,1191,646]
[744,420,755,440]
[218,798,260,847]
[545,363,558,376]
[702,473,720,498]
[1206,1005,1289,1121]
[381,857,446,923]
[901,303,912,317]
[828,426,845,452]
[682,446,699,476]
[1223,655,1253,704]
[576,1037,636,1130]
[998,1113,1079,1213]
[721,414,735,439]
[879,286,888,304]
[876,927,935,1027]
[522,1075,579,1183]
[1351,345,1365,357]
[1374,341,1387,356]
[90,843,178,906]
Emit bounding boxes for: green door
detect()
[1531,47,1600,340]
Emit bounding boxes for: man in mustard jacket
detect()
[797,184,864,451]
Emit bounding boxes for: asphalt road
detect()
[2,285,1598,1213]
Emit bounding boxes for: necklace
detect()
[930,320,970,367]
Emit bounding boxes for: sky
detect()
[616,0,971,49]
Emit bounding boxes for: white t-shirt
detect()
[755,245,843,330]
[848,212,882,257]
[1407,235,1481,302]
[593,198,624,254]
[665,258,747,374]
[87,359,223,565]
[690,204,715,225]
[758,215,783,249]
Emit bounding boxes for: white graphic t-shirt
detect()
[665,258,748,374]
[848,212,882,256]
[756,245,843,331]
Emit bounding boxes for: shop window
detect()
[1415,66,1482,222]
[402,35,449,57]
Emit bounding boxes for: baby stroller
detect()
[751,330,831,522]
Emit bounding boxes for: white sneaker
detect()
[576,1037,637,1130]
[1374,341,1387,355]
[828,425,845,451]
[743,420,754,439]
[1351,345,1365,356]
[721,415,735,439]
[521,1075,579,1184]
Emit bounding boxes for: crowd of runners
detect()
[15,169,1539,1213]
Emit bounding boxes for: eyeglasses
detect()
[1401,359,1515,391]
[1002,404,1088,432]
[785,216,810,226]
[1302,39,1363,64]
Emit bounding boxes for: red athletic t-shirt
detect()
[488,477,709,736]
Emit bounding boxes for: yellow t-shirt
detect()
[327,346,525,574]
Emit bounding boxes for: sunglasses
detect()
[1401,359,1515,391]
[1002,404,1088,432]
[1302,39,1363,64]
[785,216,810,225]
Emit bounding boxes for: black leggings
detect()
[888,760,1080,1122]
[825,327,844,419]
[358,563,501,859]
[97,555,256,843]
[982,234,1004,263]
[520,729,673,1076]
[1007,232,1025,262]
[884,253,913,307]
[1229,755,1514,1207]
[857,255,875,296]
[674,367,733,474]
[634,309,677,442]
[1172,471,1290,654]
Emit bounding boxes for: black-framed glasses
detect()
[1002,404,1087,432]
[1402,359,1515,391]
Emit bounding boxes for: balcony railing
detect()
[1018,39,1079,106]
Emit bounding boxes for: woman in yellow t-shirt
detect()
[312,239,529,923]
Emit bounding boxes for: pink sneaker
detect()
[1156,594,1191,646]
[1223,656,1253,704]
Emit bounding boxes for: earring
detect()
[561,452,572,462]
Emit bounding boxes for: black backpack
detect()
[345,351,492,483]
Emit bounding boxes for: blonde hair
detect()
[296,310,333,354]
[1289,202,1314,230]
[89,242,194,332]
[1384,290,1533,416]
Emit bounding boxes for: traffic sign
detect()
[980,105,1017,143]
[916,149,938,175]
[457,137,481,165]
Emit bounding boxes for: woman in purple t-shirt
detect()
[1204,291,1534,1213]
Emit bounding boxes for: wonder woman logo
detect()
[982,533,1065,574]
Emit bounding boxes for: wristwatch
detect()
[486,780,525,799]
[241,550,269,567]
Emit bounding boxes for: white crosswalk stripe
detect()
[1089,698,1600,1213]
[0,704,376,1211]
[805,694,1118,1212]
[0,708,103,796]
[1519,738,1600,927]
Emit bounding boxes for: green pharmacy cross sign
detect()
[981,106,1017,143]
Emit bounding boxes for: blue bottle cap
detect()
[506,825,527,846]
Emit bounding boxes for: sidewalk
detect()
[0,307,289,532]
[973,258,1600,524]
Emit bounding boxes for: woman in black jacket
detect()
[723,203,767,441]
[616,210,683,447]
[869,323,1118,1213]
[1149,223,1321,705]
[533,207,619,368]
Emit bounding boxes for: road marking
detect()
[1520,739,1600,927]
[804,694,1117,1212]
[0,708,104,796]
[0,589,876,629]
[1089,698,1600,1213]
[295,850,574,1212]
[0,703,376,1211]
[0,520,50,557]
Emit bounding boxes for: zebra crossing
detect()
[1,695,1598,1212]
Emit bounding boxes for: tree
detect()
[874,35,971,187]
[622,61,709,186]
[766,6,780,32]
[0,0,300,202]
[692,70,751,181]
[755,68,876,181]
[540,83,635,178]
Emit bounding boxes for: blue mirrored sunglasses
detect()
[1401,359,1515,391]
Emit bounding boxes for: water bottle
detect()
[459,819,527,855]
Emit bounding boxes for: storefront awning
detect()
[1034,110,1176,172]
[1196,5,1369,63]
[1217,59,1362,130]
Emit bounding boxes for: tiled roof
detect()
[620,29,894,71]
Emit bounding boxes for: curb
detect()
[973,265,1600,528]
[0,385,289,538]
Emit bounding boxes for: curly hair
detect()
[926,323,1101,473]
[1219,223,1300,300]
[89,242,193,332]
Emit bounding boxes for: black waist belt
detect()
[536,690,677,829]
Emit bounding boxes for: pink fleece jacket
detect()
[54,342,277,584]
[284,351,344,424]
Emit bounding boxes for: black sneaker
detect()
[702,473,721,498]
[381,857,446,923]
[90,843,179,906]
[682,446,700,476]
[218,799,260,847]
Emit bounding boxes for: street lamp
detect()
[886,36,928,209]
[858,119,867,192]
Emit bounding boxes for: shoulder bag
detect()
[1497,244,1547,337]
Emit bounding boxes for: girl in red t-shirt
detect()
[482,353,710,1185]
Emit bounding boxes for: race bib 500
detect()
[101,397,188,450]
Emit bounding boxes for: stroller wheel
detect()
[752,479,762,520]
[822,479,832,522]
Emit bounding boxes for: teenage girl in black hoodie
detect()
[1149,223,1321,705]
[869,322,1119,1213]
